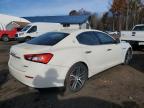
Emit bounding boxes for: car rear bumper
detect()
[8,63,69,88]
[9,65,35,87]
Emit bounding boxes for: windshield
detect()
[21,25,31,32]
[133,26,144,31]
[6,24,15,30]
[26,32,69,46]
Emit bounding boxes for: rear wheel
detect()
[124,49,132,65]
[65,63,88,93]
[2,35,9,42]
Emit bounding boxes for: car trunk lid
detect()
[9,43,52,72]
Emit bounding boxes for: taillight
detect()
[24,53,53,64]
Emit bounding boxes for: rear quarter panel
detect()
[120,41,132,62]
[48,34,90,76]
[50,47,87,66]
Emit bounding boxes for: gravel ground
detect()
[0,41,144,108]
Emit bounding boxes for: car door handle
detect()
[85,51,92,54]
[132,32,136,36]
[107,49,112,51]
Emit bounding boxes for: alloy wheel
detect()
[68,65,88,92]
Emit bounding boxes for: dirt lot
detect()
[0,41,144,108]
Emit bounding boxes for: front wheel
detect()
[124,49,133,65]
[65,63,88,93]
[2,35,9,42]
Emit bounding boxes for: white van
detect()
[16,22,63,42]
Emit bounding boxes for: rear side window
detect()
[77,32,100,45]
[27,32,69,46]
[133,26,144,31]
[95,32,116,44]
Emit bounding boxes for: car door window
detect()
[95,32,116,44]
[27,26,37,33]
[133,26,144,31]
[77,32,100,45]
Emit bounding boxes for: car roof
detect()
[135,24,144,26]
[56,29,106,34]
[28,22,61,26]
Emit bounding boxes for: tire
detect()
[65,63,88,94]
[2,35,9,42]
[25,36,31,42]
[124,49,133,65]
[130,42,139,50]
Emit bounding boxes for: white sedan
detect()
[8,29,132,92]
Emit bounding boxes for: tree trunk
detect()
[126,6,129,30]
[112,15,115,31]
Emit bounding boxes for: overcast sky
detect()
[0,0,112,17]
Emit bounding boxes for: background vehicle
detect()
[0,14,30,42]
[0,23,17,42]
[121,24,144,48]
[16,22,63,42]
[9,29,132,92]
[0,22,29,42]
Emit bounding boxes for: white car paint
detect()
[8,29,132,88]
[107,31,118,35]
[121,24,144,42]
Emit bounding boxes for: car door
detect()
[76,31,108,77]
[94,32,123,68]
[132,25,144,42]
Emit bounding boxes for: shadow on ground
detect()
[0,69,9,89]
[130,49,144,72]
[0,67,140,108]
[0,90,140,108]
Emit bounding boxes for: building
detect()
[24,15,90,29]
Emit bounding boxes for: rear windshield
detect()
[27,32,69,46]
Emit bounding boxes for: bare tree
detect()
[69,10,79,16]
[69,9,97,29]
